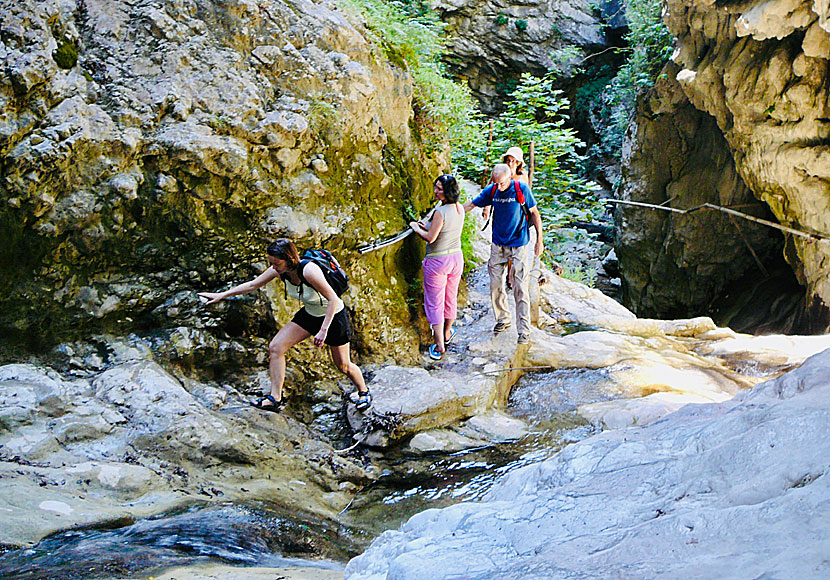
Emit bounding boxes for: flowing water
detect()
[0,366,615,578]
[0,504,352,579]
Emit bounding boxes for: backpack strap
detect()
[296,259,326,306]
[514,179,524,204]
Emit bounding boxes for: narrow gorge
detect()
[1,0,828,579]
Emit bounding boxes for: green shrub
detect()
[453,73,589,201]
[598,0,674,163]
[560,266,596,287]
[496,12,508,25]
[459,205,482,274]
[452,73,604,274]
[515,19,528,33]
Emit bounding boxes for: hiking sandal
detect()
[251,394,286,413]
[354,390,372,411]
[428,344,443,360]
[445,327,458,345]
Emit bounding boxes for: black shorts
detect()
[291,307,352,346]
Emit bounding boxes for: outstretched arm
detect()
[198,267,279,304]
[301,262,344,347]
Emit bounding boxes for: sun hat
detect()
[501,146,524,169]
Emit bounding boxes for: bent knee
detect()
[334,361,351,374]
[269,340,289,357]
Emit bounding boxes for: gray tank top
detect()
[425,203,464,257]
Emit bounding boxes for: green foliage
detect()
[600,0,674,159]
[459,209,482,274]
[308,97,338,134]
[453,73,590,202]
[52,41,78,69]
[548,46,583,76]
[496,12,509,25]
[453,74,605,276]
[342,0,481,154]
[515,19,528,33]
[560,266,597,287]
[402,203,419,223]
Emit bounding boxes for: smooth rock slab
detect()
[347,365,497,447]
[345,349,830,580]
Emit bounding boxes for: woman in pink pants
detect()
[409,174,465,360]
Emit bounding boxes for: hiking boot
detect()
[517,333,530,345]
[493,321,511,334]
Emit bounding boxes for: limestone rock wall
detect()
[615,62,787,322]
[660,0,830,331]
[432,0,606,111]
[0,0,440,360]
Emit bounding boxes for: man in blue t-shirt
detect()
[464,163,544,344]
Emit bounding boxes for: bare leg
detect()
[268,322,311,402]
[443,318,455,343]
[329,343,368,393]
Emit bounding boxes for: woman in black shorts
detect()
[199,239,371,412]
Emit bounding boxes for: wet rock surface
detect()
[0,356,375,549]
[345,348,830,580]
[2,212,828,579]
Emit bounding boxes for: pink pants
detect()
[422,253,464,326]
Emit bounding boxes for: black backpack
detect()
[297,249,349,297]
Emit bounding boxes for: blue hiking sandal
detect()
[428,344,443,360]
[252,394,286,413]
[446,327,458,344]
[354,390,372,411]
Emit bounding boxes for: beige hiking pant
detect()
[488,242,531,335]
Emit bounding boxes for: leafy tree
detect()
[453,73,604,269]
[601,0,675,158]
[454,73,599,216]
[341,0,480,154]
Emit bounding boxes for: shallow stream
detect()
[0,366,619,579]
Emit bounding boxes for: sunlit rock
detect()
[345,349,830,579]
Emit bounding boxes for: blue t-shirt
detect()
[473,180,536,247]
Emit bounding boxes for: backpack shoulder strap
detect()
[296,258,326,305]
[297,259,310,286]
[514,180,525,204]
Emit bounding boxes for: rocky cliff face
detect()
[432,0,606,111]
[0,0,439,362]
[615,61,810,332]
[620,0,830,332]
